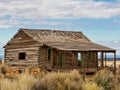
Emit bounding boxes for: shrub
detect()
[18,73,38,90]
[0,78,19,90]
[93,69,114,90]
[84,82,102,90]
[0,64,8,75]
[0,73,39,90]
[40,69,83,90]
[4,74,18,81]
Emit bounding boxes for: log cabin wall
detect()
[38,46,48,65]
[5,47,39,64]
[63,51,78,68]
[63,51,72,67]
[52,49,59,68]
[4,30,41,65]
[81,51,97,68]
[72,52,78,66]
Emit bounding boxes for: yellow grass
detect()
[1,61,120,90]
[0,67,120,90]
[105,60,120,68]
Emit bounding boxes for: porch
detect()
[46,47,116,74]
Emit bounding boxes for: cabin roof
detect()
[5,28,115,51]
[21,28,92,44]
[45,42,115,51]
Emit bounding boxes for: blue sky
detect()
[0,0,120,55]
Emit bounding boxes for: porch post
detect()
[83,52,85,81]
[114,51,116,74]
[58,50,63,70]
[58,51,61,70]
[51,48,53,67]
[81,52,86,81]
[101,52,104,68]
[105,52,107,67]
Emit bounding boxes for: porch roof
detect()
[45,42,115,52]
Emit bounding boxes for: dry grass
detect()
[39,70,84,90]
[105,60,120,68]
[0,74,38,90]
[0,64,120,90]
[84,82,102,90]
[93,69,115,90]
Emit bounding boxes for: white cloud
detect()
[0,25,12,28]
[0,0,120,19]
[0,0,120,28]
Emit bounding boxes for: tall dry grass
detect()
[39,70,83,90]
[93,69,117,90]
[0,69,85,90]
[84,82,102,90]
[1,65,120,90]
[0,74,38,90]
[0,64,8,75]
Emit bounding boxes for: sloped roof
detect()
[5,28,115,51]
[22,28,92,43]
[45,42,115,51]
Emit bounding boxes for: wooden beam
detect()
[50,48,53,66]
[58,51,62,70]
[82,52,85,81]
[72,52,74,65]
[105,52,106,67]
[101,52,104,68]
[114,51,116,74]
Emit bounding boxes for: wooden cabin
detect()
[4,28,116,73]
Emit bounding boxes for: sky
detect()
[0,0,120,55]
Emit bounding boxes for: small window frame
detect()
[18,52,26,60]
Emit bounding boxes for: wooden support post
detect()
[114,51,116,74]
[58,51,63,70]
[101,52,104,68]
[96,52,98,68]
[72,52,74,66]
[51,48,53,67]
[105,52,106,67]
[83,52,85,81]
[58,51,61,70]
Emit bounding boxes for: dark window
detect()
[18,53,26,60]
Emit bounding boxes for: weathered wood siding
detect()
[5,47,39,65]
[81,51,97,68]
[38,46,48,65]
[8,30,33,44]
[62,51,78,68]
[61,51,97,68]
[5,30,41,66]
[5,30,42,49]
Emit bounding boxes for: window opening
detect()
[18,53,26,60]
